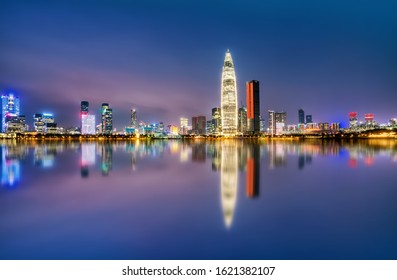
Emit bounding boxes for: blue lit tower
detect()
[1,92,20,132]
[221,50,238,135]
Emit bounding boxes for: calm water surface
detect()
[1,139,397,259]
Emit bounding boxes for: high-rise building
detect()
[192,116,206,135]
[269,111,286,135]
[268,110,275,135]
[211,107,222,134]
[1,93,20,132]
[306,114,313,124]
[39,113,57,133]
[238,107,247,134]
[81,101,89,132]
[131,109,137,128]
[34,114,45,132]
[246,80,260,134]
[349,112,358,128]
[260,116,266,132]
[105,109,113,133]
[180,117,189,135]
[221,50,238,135]
[82,115,96,135]
[81,101,89,115]
[101,103,113,134]
[298,108,305,124]
[365,113,375,127]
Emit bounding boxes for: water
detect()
[1,139,397,260]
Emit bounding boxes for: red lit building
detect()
[246,80,260,134]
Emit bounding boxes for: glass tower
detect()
[221,50,238,135]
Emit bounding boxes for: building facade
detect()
[246,80,260,134]
[192,116,206,135]
[221,50,238,135]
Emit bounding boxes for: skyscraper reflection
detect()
[80,143,96,178]
[246,145,260,198]
[101,144,113,176]
[1,143,27,187]
[220,141,238,228]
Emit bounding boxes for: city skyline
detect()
[1,0,397,129]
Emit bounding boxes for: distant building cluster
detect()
[1,49,396,137]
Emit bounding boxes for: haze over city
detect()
[1,0,397,129]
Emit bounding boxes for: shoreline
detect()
[0,131,396,142]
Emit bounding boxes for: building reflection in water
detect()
[1,144,27,187]
[80,143,96,178]
[219,141,238,229]
[100,144,113,176]
[246,144,260,198]
[34,144,59,168]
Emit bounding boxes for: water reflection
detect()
[1,139,397,227]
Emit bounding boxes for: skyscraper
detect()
[81,101,89,132]
[33,114,45,132]
[1,93,20,132]
[211,107,222,134]
[81,101,89,115]
[306,114,313,124]
[268,110,286,135]
[131,109,137,128]
[298,108,305,124]
[238,107,247,134]
[179,117,189,135]
[221,50,238,135]
[82,115,96,135]
[349,112,358,128]
[246,80,260,134]
[101,103,113,134]
[268,110,275,136]
[105,108,113,134]
[192,116,206,135]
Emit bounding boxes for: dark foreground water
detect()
[1,139,397,260]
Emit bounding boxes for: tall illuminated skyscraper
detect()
[1,93,20,132]
[101,103,113,134]
[82,115,96,135]
[221,50,238,135]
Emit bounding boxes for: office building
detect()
[81,101,89,115]
[82,115,96,135]
[238,107,247,134]
[211,107,222,134]
[131,109,137,128]
[101,103,113,134]
[298,108,305,124]
[246,80,260,134]
[349,112,358,128]
[306,114,313,124]
[180,117,189,135]
[34,114,45,132]
[1,93,20,132]
[268,110,275,135]
[269,111,287,135]
[221,49,238,135]
[192,116,206,135]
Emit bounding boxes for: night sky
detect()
[1,0,397,129]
